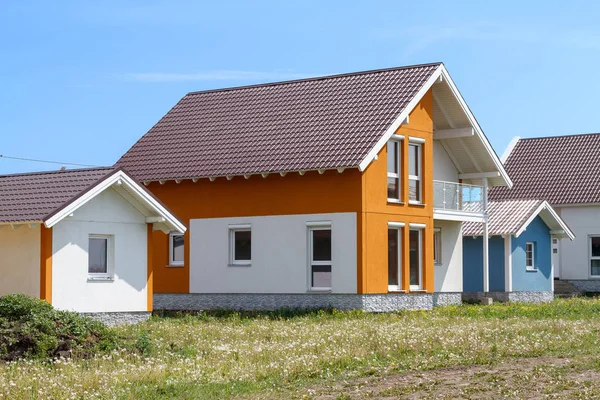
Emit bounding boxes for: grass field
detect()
[3,298,600,399]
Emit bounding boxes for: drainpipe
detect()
[483,177,489,293]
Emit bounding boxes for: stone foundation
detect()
[567,280,600,293]
[154,293,441,312]
[462,291,553,304]
[83,312,151,326]
[432,292,462,307]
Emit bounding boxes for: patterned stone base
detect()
[432,292,463,307]
[568,280,600,293]
[154,293,441,312]
[82,312,151,326]
[462,291,553,304]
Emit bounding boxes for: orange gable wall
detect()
[147,169,363,293]
[359,90,434,294]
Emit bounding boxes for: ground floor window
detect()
[169,232,184,267]
[309,227,332,290]
[409,228,423,290]
[388,226,403,291]
[229,225,252,266]
[525,242,535,270]
[433,228,442,265]
[88,235,113,278]
[591,236,600,276]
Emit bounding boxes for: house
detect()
[462,199,574,302]
[116,62,512,311]
[0,167,186,324]
[492,133,600,292]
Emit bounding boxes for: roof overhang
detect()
[514,201,575,240]
[43,169,186,234]
[358,64,512,188]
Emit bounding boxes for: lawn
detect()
[3,298,600,399]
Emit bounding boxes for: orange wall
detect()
[40,226,52,303]
[148,169,363,293]
[359,90,435,294]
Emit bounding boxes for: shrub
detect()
[0,294,119,361]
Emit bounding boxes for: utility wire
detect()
[0,154,100,168]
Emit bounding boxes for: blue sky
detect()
[2,1,600,174]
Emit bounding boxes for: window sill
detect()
[167,264,185,268]
[525,268,538,272]
[387,199,404,204]
[228,263,251,267]
[388,289,406,293]
[309,288,332,293]
[410,289,427,293]
[87,276,114,282]
[434,262,443,266]
[408,201,426,207]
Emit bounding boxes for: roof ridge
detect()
[0,166,113,179]
[185,62,443,96]
[520,132,600,141]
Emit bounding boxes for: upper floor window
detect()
[387,140,401,201]
[408,142,422,203]
[169,233,184,267]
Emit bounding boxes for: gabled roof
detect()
[0,167,186,233]
[491,133,600,205]
[463,199,574,239]
[116,62,511,187]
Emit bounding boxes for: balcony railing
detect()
[433,180,484,214]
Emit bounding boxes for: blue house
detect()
[463,200,574,301]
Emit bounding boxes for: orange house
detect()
[117,63,511,311]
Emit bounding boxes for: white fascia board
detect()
[436,66,513,188]
[514,201,575,240]
[358,65,444,171]
[457,172,500,180]
[433,209,485,223]
[44,171,187,233]
[433,127,474,140]
[501,136,521,163]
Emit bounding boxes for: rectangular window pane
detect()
[172,235,184,263]
[312,265,332,288]
[409,144,419,176]
[387,142,398,174]
[434,230,442,264]
[409,230,421,287]
[388,229,399,286]
[312,229,331,261]
[387,177,399,199]
[592,260,600,276]
[234,230,251,261]
[592,237,600,257]
[89,238,107,274]
[408,180,420,202]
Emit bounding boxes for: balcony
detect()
[433,180,484,217]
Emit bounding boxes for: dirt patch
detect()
[299,356,600,399]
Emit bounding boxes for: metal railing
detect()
[433,180,484,213]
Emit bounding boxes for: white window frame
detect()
[409,224,424,290]
[388,222,404,292]
[308,223,332,292]
[433,227,442,266]
[387,137,403,203]
[590,235,600,277]
[229,224,252,266]
[88,234,114,280]
[408,140,423,205]
[525,241,535,271]
[169,232,185,267]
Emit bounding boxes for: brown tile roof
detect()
[0,167,115,223]
[463,199,544,236]
[490,133,600,205]
[116,63,442,181]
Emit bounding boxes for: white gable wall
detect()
[0,225,40,298]
[433,140,460,183]
[52,188,148,312]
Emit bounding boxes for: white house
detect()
[0,167,186,324]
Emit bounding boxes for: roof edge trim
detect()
[501,136,521,163]
[514,201,575,240]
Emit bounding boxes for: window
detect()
[229,225,251,265]
[590,236,600,277]
[388,226,403,291]
[433,228,442,265]
[408,143,422,203]
[169,233,184,266]
[309,227,332,290]
[409,228,422,289]
[525,242,535,270]
[387,140,401,201]
[88,235,113,278]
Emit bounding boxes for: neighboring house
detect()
[492,133,600,292]
[117,62,511,311]
[462,200,574,302]
[0,167,185,324]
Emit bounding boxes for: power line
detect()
[0,154,100,168]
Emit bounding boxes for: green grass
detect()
[3,298,600,399]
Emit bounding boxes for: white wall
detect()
[556,205,600,280]
[433,140,459,183]
[0,225,40,297]
[52,188,148,312]
[190,213,357,294]
[433,220,462,292]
